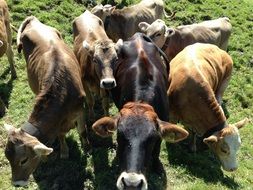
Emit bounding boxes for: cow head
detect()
[83,38,123,89]
[139,19,175,48]
[4,124,53,187]
[91,4,116,22]
[203,118,249,171]
[92,102,189,189]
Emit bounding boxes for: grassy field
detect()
[0,0,252,189]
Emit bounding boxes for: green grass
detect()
[0,0,253,189]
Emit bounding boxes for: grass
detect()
[0,0,253,189]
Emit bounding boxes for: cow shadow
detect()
[0,67,14,117]
[33,135,88,190]
[166,141,239,189]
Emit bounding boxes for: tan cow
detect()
[73,10,122,119]
[139,17,232,62]
[0,0,16,79]
[91,0,171,42]
[168,43,248,171]
[4,16,86,186]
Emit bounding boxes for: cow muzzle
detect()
[100,78,117,89]
[12,180,28,187]
[116,172,148,190]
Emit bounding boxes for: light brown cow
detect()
[73,10,122,119]
[139,17,232,62]
[168,43,248,172]
[91,0,170,42]
[0,0,16,79]
[4,16,86,187]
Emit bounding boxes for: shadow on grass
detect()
[33,136,88,190]
[166,142,239,189]
[0,68,14,107]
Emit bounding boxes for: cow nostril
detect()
[121,177,127,187]
[101,79,116,89]
[138,179,143,188]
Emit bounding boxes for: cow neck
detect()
[104,16,110,31]
[162,35,170,51]
[21,122,49,145]
[202,121,226,139]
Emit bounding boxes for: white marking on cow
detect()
[12,180,28,187]
[116,171,148,190]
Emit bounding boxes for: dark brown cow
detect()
[92,33,188,189]
[168,43,248,171]
[73,10,122,118]
[91,0,169,42]
[4,16,86,186]
[0,0,16,79]
[139,17,232,62]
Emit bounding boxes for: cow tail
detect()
[17,16,36,53]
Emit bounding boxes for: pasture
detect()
[0,0,252,189]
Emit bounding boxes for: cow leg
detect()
[76,108,91,151]
[83,84,95,119]
[100,89,109,116]
[215,76,231,105]
[58,134,69,159]
[189,133,197,152]
[0,97,6,117]
[6,22,17,79]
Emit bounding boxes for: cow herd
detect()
[0,0,249,189]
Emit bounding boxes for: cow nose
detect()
[100,78,117,89]
[116,172,148,190]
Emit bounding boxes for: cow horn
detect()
[0,40,3,47]
[233,118,250,129]
[164,10,176,20]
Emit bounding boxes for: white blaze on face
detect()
[116,172,148,190]
[218,126,241,171]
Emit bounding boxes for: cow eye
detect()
[220,147,228,154]
[20,157,28,166]
[155,33,161,37]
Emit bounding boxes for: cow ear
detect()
[233,118,249,129]
[4,123,17,136]
[138,22,150,32]
[165,27,175,38]
[203,135,218,146]
[158,120,189,143]
[0,40,3,47]
[92,116,118,137]
[33,143,53,156]
[115,39,123,52]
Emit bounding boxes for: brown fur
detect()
[0,0,16,78]
[168,43,233,136]
[91,0,166,41]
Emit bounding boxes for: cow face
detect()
[203,118,249,171]
[4,124,53,187]
[83,39,123,89]
[91,4,116,22]
[139,19,175,48]
[92,102,189,189]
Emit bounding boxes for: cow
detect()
[167,43,249,171]
[0,0,16,79]
[139,17,232,62]
[92,33,189,189]
[4,16,86,187]
[91,0,172,42]
[73,10,122,119]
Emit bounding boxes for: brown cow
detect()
[91,0,170,42]
[92,33,189,189]
[0,0,16,79]
[139,17,232,62]
[4,16,86,186]
[73,10,122,118]
[168,43,248,171]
